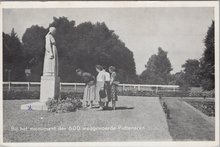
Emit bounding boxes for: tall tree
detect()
[182,59,201,87]
[140,47,173,84]
[3,29,25,81]
[49,17,78,82]
[49,17,137,83]
[170,71,190,91]
[21,17,137,83]
[200,21,215,90]
[22,25,47,81]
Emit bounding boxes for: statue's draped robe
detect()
[43,33,58,76]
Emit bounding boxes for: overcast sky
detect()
[3,8,214,74]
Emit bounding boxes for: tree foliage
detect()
[3,29,25,81]
[22,25,47,81]
[200,21,215,90]
[171,21,215,90]
[47,17,136,83]
[140,47,173,84]
[182,59,201,87]
[170,71,190,91]
[3,17,137,83]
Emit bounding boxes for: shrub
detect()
[46,97,82,113]
[159,96,171,119]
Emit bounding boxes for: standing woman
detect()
[109,66,119,110]
[76,68,96,108]
[96,65,108,110]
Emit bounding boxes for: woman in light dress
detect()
[76,68,96,108]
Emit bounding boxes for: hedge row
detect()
[3,90,83,100]
[3,89,215,100]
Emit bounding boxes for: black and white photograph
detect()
[0,1,219,146]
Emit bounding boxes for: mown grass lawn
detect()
[162,97,215,141]
[3,97,215,142]
[3,96,171,142]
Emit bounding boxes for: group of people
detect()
[76,65,119,111]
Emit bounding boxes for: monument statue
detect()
[21,27,60,110]
[40,26,60,102]
[43,27,59,76]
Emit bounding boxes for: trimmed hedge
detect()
[3,90,40,100]
[3,90,83,100]
[3,89,215,100]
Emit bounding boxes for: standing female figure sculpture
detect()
[40,27,60,102]
[43,27,59,76]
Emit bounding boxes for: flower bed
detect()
[159,97,171,119]
[118,90,189,97]
[118,90,215,98]
[189,90,215,98]
[184,100,215,117]
[46,97,82,113]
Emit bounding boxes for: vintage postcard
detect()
[0,1,219,147]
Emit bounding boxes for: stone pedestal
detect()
[21,102,47,111]
[21,75,60,111]
[40,75,60,102]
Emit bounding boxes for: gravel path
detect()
[3,96,172,142]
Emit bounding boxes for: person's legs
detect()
[88,101,93,108]
[106,102,109,108]
[84,101,88,107]
[112,100,116,110]
[83,85,89,107]
[98,101,103,110]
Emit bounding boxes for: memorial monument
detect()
[21,27,60,110]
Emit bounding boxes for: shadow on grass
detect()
[104,106,134,111]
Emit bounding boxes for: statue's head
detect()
[49,27,56,35]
